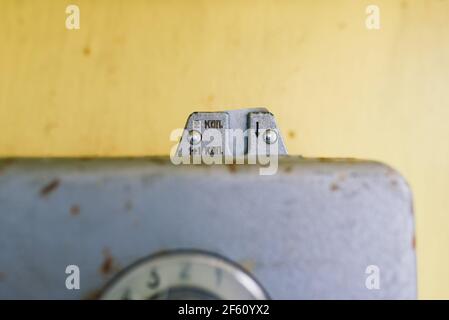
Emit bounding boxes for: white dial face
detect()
[101,250,269,300]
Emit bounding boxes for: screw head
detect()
[188,130,202,145]
[263,129,278,144]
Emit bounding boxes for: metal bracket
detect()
[179,108,288,158]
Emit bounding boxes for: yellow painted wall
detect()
[0,0,448,298]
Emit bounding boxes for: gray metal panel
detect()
[0,157,416,299]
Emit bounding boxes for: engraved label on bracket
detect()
[203,146,223,156]
[204,120,223,129]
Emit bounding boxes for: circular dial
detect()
[100,250,269,300]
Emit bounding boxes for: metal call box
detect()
[0,109,416,299]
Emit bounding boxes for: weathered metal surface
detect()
[0,157,416,299]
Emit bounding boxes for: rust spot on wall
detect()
[83,46,91,56]
[412,235,416,250]
[227,164,237,173]
[40,179,60,197]
[0,272,5,281]
[330,183,340,191]
[99,248,120,276]
[288,130,296,139]
[83,289,102,300]
[100,248,113,275]
[284,166,293,173]
[70,205,80,216]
